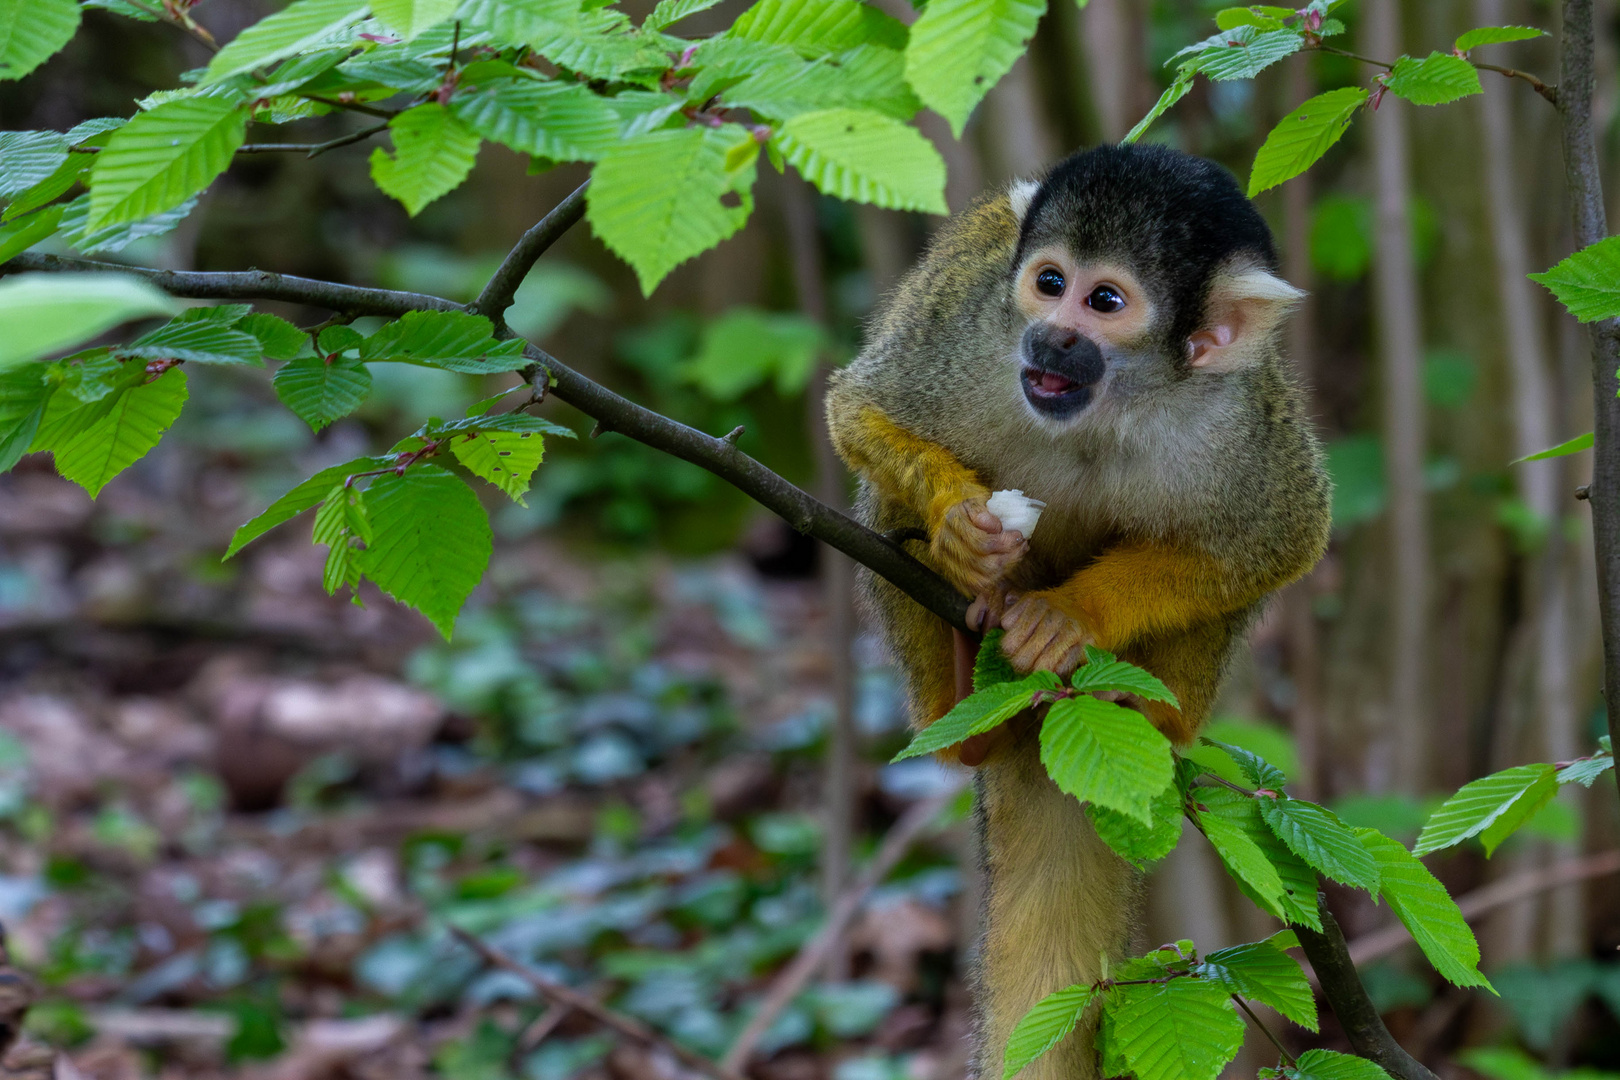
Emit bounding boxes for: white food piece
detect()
[986,489,1046,539]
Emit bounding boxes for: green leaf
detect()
[372,0,458,39]
[240,313,310,360]
[680,308,824,399]
[274,354,373,431]
[124,318,264,366]
[1413,762,1559,857]
[1356,828,1490,989]
[85,95,246,231]
[59,192,198,255]
[1196,787,1289,916]
[51,367,186,497]
[370,103,482,217]
[1198,736,1287,789]
[0,130,68,195]
[1069,646,1178,705]
[359,464,491,638]
[361,310,530,373]
[226,454,396,557]
[1529,236,1620,323]
[730,0,906,57]
[0,272,178,368]
[450,426,547,502]
[202,0,370,85]
[454,0,582,46]
[724,43,921,122]
[1196,786,1321,929]
[1122,69,1193,144]
[0,365,52,472]
[1455,25,1545,53]
[904,0,1046,138]
[771,108,945,214]
[521,9,669,82]
[1198,939,1316,1031]
[0,0,80,81]
[1513,431,1592,463]
[1214,7,1291,31]
[1106,977,1245,1080]
[1086,777,1183,867]
[973,628,1020,690]
[891,671,1060,761]
[1555,749,1614,788]
[646,0,723,31]
[1259,797,1380,891]
[448,76,622,163]
[1385,52,1482,106]
[1184,29,1303,81]
[1291,1048,1395,1080]
[313,483,371,595]
[587,125,758,295]
[0,206,64,263]
[1039,695,1174,824]
[1247,86,1368,197]
[1001,983,1095,1080]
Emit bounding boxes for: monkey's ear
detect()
[1187,267,1304,372]
[1008,178,1040,224]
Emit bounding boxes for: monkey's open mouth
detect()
[1021,364,1093,416]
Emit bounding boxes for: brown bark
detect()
[1364,0,1433,795]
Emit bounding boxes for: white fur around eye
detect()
[1008,179,1040,223]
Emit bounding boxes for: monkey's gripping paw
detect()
[930,497,1028,596]
[964,589,1012,633]
[999,593,1093,677]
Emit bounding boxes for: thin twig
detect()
[450,927,745,1080]
[1233,995,1295,1067]
[236,118,391,157]
[1315,44,1394,69]
[1346,848,1620,967]
[719,783,966,1072]
[300,94,398,120]
[1474,61,1558,104]
[471,182,589,319]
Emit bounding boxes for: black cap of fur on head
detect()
[1013,143,1278,346]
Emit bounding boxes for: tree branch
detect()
[450,926,745,1080]
[471,181,589,320]
[719,783,966,1072]
[1557,0,1620,808]
[1295,899,1438,1080]
[1474,61,1558,104]
[1,253,458,317]
[0,253,971,631]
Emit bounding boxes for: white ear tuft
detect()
[1008,178,1040,223]
[1188,266,1306,372]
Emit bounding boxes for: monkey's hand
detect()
[998,592,1093,677]
[930,497,1028,600]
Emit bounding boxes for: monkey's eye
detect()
[1086,285,1125,313]
[1034,268,1065,297]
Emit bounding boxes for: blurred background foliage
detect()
[0,0,1618,1078]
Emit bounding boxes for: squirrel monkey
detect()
[826,144,1330,1080]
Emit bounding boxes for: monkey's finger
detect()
[966,505,1003,534]
[965,596,996,632]
[1036,642,1086,678]
[1008,614,1065,671]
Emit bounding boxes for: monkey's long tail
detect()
[971,723,1140,1080]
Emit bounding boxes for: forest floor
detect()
[0,456,975,1080]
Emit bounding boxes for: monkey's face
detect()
[1012,248,1157,421]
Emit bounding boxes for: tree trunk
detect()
[1364,0,1432,795]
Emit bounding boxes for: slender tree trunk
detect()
[1281,51,1325,800]
[985,54,1060,180]
[1476,0,1586,957]
[1364,0,1432,795]
[782,174,859,978]
[1558,0,1620,808]
[1077,0,1134,141]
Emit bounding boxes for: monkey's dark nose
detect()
[1019,323,1105,418]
